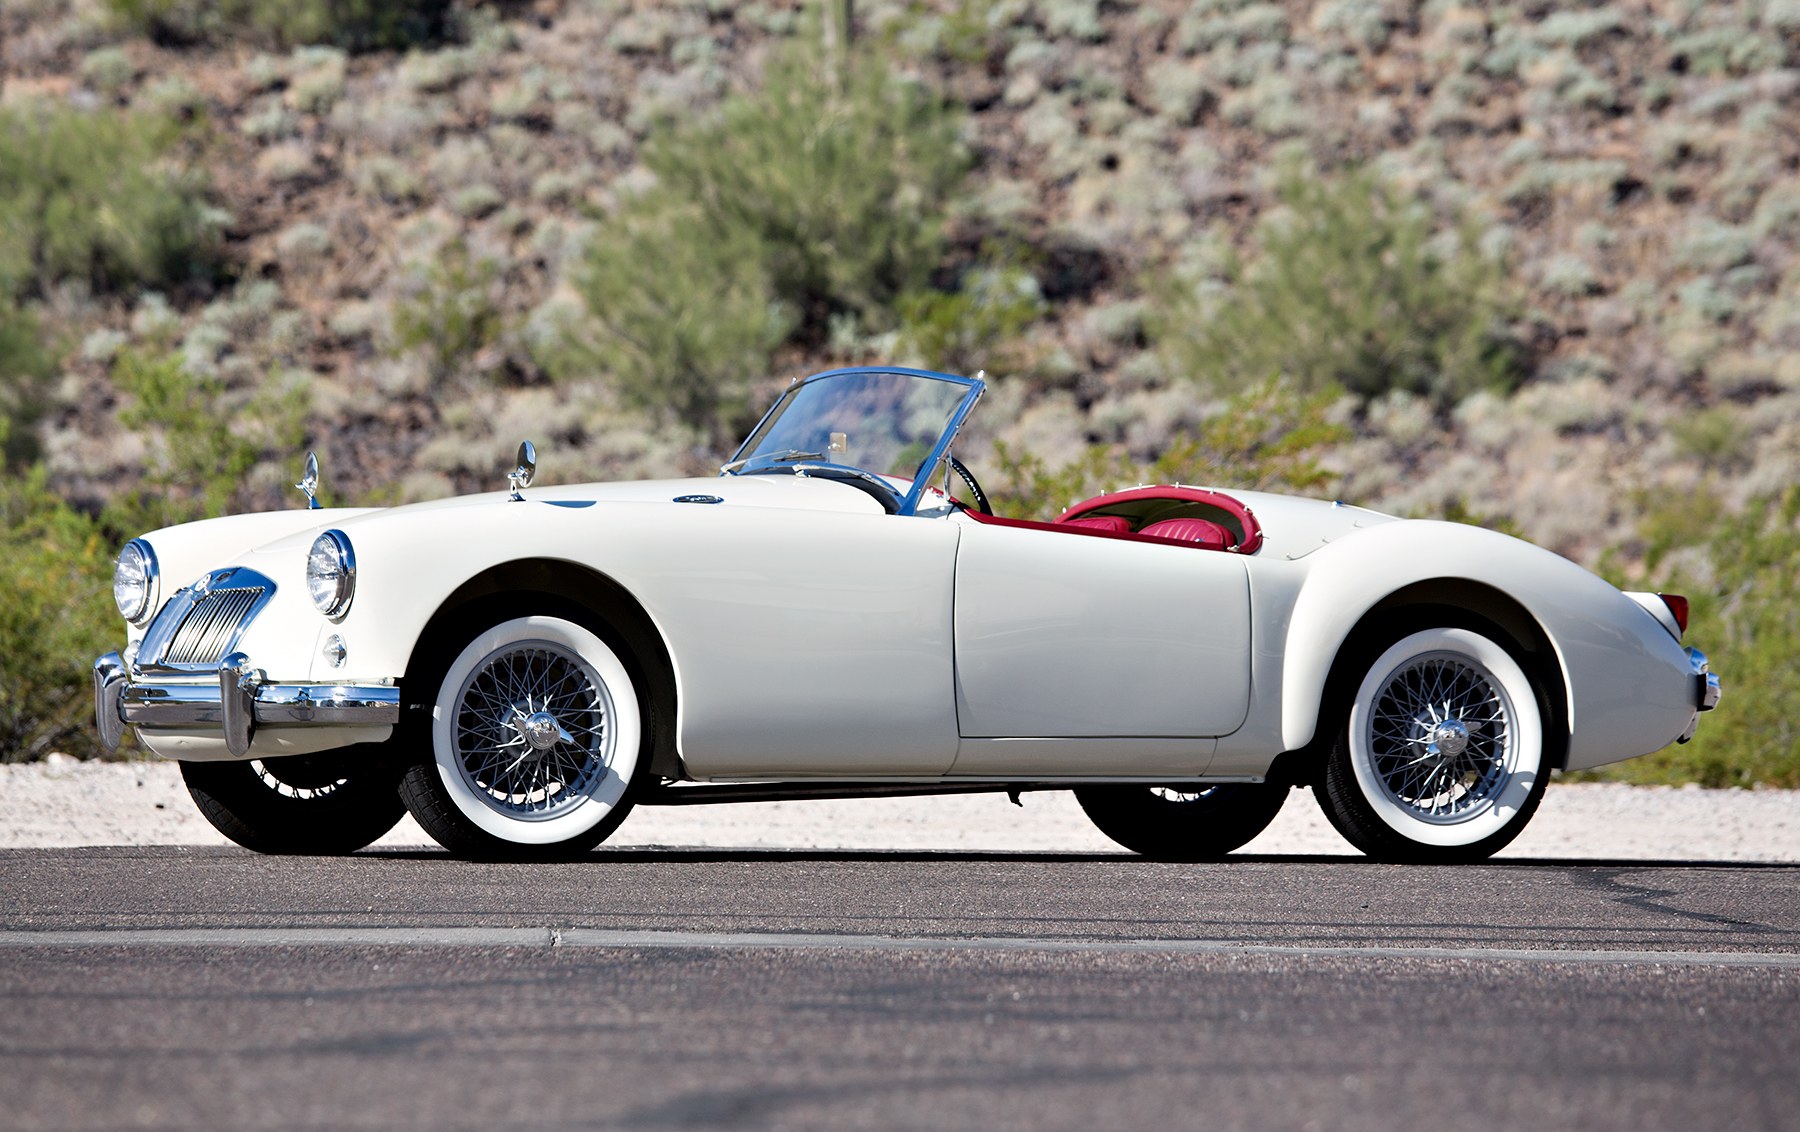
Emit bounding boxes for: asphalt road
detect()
[4,847,1798,1131]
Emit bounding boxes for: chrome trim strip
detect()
[118,678,400,730]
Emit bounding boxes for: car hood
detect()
[349,473,889,519]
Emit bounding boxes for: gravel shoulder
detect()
[4,758,1796,860]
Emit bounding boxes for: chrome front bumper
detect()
[94,650,400,758]
[1677,646,1723,744]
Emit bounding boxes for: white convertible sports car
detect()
[95,366,1721,862]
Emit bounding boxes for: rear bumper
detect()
[94,651,400,758]
[1677,646,1723,744]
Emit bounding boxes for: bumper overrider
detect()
[1678,646,1723,744]
[94,651,400,758]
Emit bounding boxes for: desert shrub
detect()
[0,103,218,300]
[101,0,462,52]
[111,347,308,529]
[1587,488,1800,787]
[0,469,119,762]
[391,238,504,386]
[0,302,58,467]
[557,207,795,433]
[560,35,968,433]
[990,378,1348,519]
[638,44,966,335]
[1157,163,1522,407]
[898,266,1047,376]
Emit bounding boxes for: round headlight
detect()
[113,539,159,623]
[306,530,356,618]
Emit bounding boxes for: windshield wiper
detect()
[720,449,825,474]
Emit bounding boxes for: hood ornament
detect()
[508,440,537,502]
[296,451,321,510]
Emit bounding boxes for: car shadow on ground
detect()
[341,846,1800,869]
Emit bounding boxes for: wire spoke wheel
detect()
[1365,654,1514,823]
[451,643,614,821]
[403,614,646,859]
[1320,626,1549,863]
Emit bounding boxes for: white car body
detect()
[95,367,1720,861]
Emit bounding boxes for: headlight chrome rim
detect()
[306,529,356,619]
[113,539,159,624]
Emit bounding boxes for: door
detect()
[951,521,1253,741]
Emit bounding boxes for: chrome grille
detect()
[137,566,275,672]
[161,587,263,666]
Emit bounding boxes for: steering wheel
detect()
[947,456,992,516]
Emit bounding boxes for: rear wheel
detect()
[1075,783,1290,861]
[181,748,407,854]
[1317,626,1549,863]
[399,613,648,861]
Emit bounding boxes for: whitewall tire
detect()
[1319,627,1550,863]
[401,614,644,859]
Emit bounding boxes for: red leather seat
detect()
[1138,517,1233,550]
[1060,514,1133,533]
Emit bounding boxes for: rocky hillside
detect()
[2,0,1795,558]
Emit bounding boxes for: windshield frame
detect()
[724,366,986,517]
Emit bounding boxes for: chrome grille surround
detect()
[136,567,277,674]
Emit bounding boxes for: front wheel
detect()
[1075,783,1290,861]
[399,614,647,861]
[180,748,407,854]
[1317,626,1550,863]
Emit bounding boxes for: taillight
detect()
[1658,593,1689,636]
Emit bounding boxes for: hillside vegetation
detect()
[2,0,1796,783]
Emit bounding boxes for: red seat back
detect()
[1138,517,1233,549]
[1059,514,1133,533]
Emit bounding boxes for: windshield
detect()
[725,368,983,514]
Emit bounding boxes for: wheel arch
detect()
[1277,578,1572,780]
[401,558,683,779]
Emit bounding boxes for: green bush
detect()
[0,469,119,762]
[0,103,218,300]
[392,237,504,387]
[990,379,1348,519]
[111,347,308,530]
[898,265,1047,376]
[1158,164,1523,407]
[1587,489,1800,788]
[102,0,460,51]
[560,35,968,434]
[0,301,57,468]
[561,209,795,432]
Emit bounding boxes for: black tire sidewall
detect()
[180,747,407,855]
[1075,783,1290,861]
